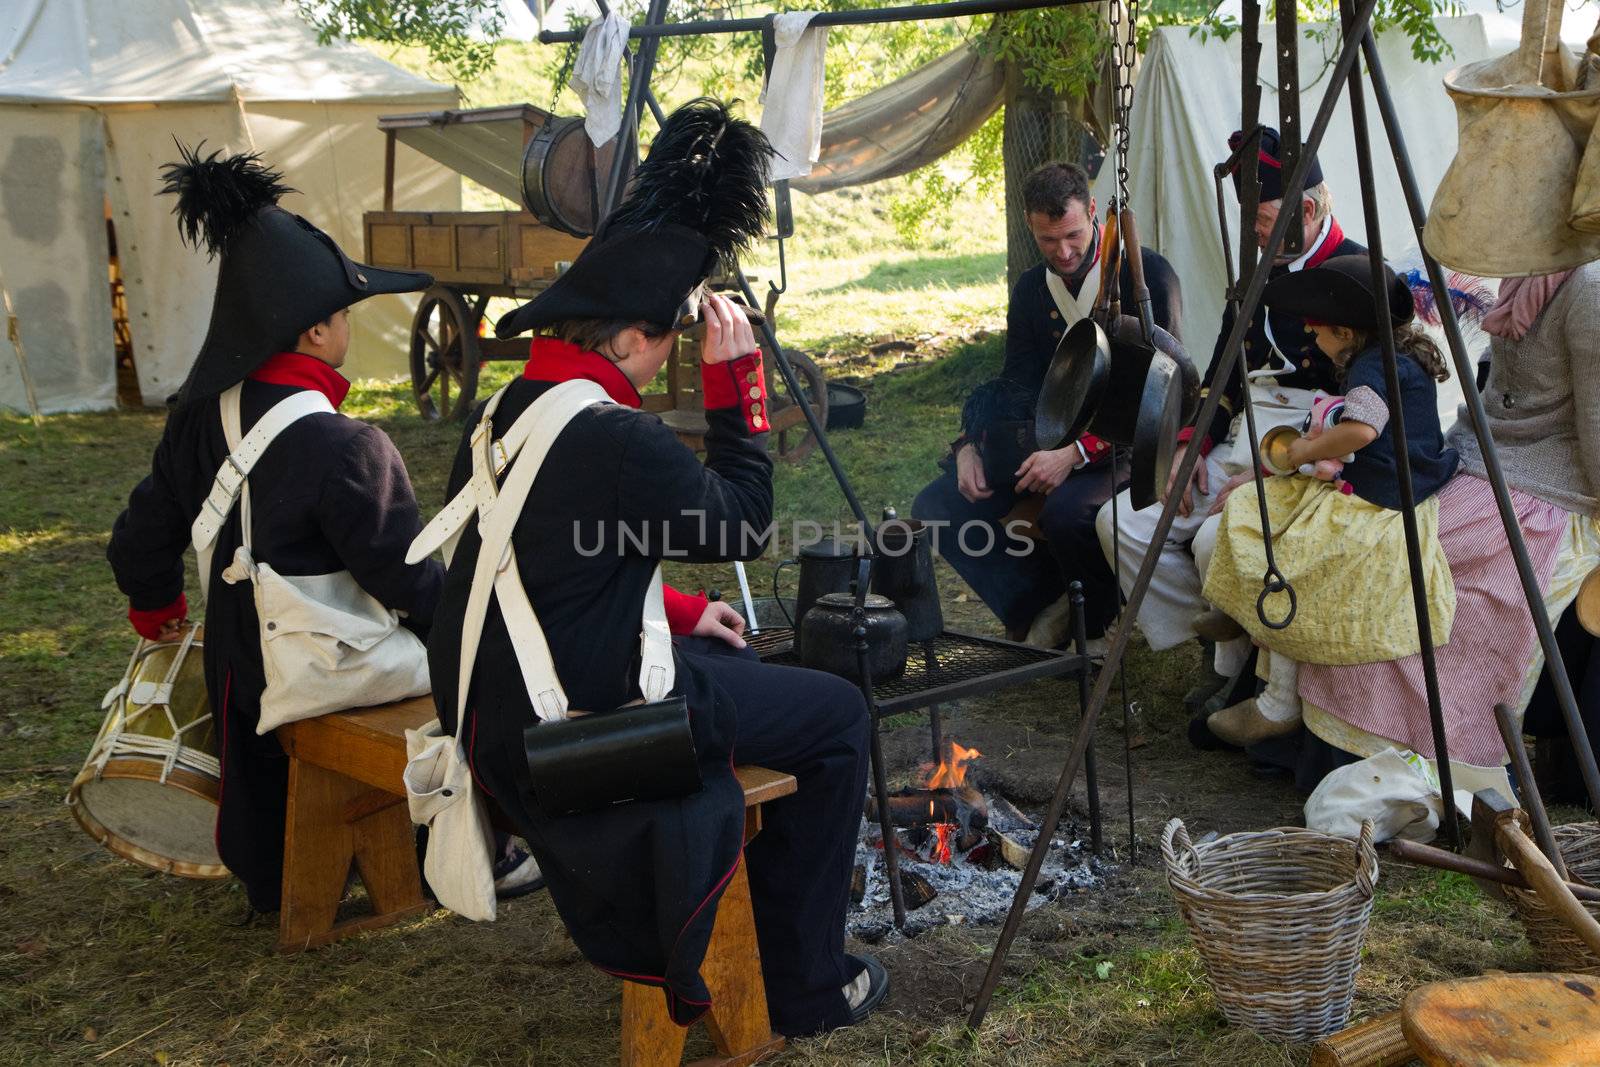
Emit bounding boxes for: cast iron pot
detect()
[799,590,909,683]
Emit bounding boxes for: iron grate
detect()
[751,628,1081,713]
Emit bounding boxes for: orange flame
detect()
[931,822,955,864]
[926,742,982,790]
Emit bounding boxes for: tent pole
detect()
[0,268,44,434]
[965,0,1380,1030]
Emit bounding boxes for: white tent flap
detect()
[0,107,116,414]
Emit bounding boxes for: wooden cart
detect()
[363,104,827,459]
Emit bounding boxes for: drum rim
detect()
[68,759,228,880]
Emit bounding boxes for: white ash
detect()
[848,819,1111,942]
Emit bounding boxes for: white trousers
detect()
[1096,451,1231,652]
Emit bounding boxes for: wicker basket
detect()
[1506,821,1600,973]
[1162,819,1379,1043]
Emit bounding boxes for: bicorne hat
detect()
[1263,254,1416,330]
[495,99,774,339]
[162,144,432,405]
[1225,126,1324,204]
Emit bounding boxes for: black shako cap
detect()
[1263,254,1416,331]
[161,143,431,406]
[1226,126,1324,203]
[495,98,773,339]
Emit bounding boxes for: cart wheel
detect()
[410,286,481,421]
[766,349,829,464]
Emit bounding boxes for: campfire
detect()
[850,739,1105,939]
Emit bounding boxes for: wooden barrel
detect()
[520,116,632,237]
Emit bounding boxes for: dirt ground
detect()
[1,576,1535,1065]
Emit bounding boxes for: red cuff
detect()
[1176,426,1213,457]
[1077,434,1111,462]
[662,584,709,636]
[701,351,768,433]
[128,594,187,641]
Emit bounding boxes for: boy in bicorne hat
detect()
[423,99,886,1036]
[106,147,446,912]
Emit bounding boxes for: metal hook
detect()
[1255,568,1298,629]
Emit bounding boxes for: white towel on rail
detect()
[572,10,630,147]
[760,11,828,182]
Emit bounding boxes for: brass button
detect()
[753,416,766,429]
[750,402,762,416]
[748,386,761,399]
[1049,310,1059,319]
[356,272,368,284]
[746,372,758,384]
[1053,330,1063,340]
[1301,359,1310,368]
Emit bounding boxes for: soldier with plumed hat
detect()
[422,99,886,1037]
[106,146,446,911]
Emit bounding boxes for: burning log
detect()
[988,827,1034,871]
[865,788,987,830]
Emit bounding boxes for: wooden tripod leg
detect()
[278,758,359,952]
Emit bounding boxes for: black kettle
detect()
[870,507,943,643]
[799,559,909,682]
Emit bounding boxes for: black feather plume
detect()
[604,99,773,269]
[159,140,294,258]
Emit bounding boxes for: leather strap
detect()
[191,384,333,599]
[435,380,676,725]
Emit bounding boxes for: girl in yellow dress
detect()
[1201,255,1458,747]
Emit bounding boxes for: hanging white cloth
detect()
[760,12,828,182]
[571,10,630,147]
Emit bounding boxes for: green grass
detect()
[0,34,1557,1067]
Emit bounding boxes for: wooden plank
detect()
[733,766,797,805]
[456,223,504,272]
[383,129,396,212]
[1403,973,1600,1066]
[366,222,411,268]
[412,226,454,270]
[515,218,588,274]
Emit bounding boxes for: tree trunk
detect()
[1003,61,1091,288]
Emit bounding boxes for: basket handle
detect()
[1161,818,1203,878]
[1353,818,1378,898]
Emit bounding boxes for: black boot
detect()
[1182,639,1228,714]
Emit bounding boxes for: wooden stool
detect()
[277,697,795,1066]
[1402,972,1600,1066]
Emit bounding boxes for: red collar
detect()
[523,338,642,408]
[248,352,351,409]
[1305,216,1345,270]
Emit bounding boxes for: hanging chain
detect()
[1110,0,1137,209]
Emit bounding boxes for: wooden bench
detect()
[276,696,794,1066]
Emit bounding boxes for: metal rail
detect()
[541,0,1092,43]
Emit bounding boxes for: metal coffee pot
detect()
[870,507,943,643]
[776,536,858,655]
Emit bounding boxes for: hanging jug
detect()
[1425,0,1600,276]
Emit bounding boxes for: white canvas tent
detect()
[1089,13,1543,420]
[0,0,460,414]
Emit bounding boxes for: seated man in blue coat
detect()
[914,162,1181,651]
